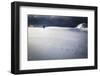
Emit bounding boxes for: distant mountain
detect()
[76,23,87,31]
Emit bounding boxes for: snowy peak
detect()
[76,23,87,28]
[76,23,87,31]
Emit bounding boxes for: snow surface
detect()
[28,27,88,61]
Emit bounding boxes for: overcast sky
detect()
[28,15,88,28]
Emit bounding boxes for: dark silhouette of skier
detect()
[43,25,45,28]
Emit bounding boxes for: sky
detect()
[28,15,88,28]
